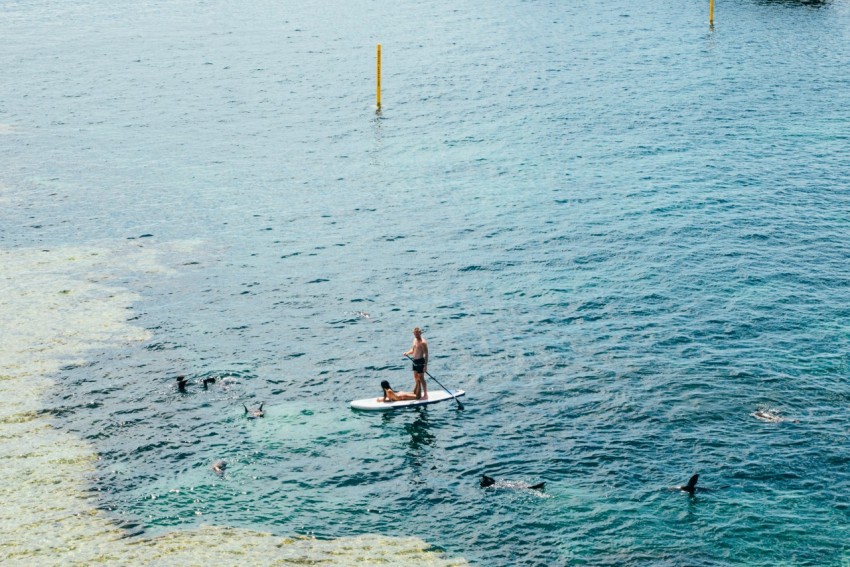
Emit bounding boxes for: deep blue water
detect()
[2,0,850,564]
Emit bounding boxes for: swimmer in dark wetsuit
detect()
[403,327,428,399]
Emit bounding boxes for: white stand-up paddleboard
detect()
[350,389,465,411]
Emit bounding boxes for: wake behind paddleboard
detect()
[350,389,465,411]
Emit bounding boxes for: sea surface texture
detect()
[1,0,849,565]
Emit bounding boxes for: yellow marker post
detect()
[376,44,382,109]
[709,0,714,26]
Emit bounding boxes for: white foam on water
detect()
[0,243,467,566]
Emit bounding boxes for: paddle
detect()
[404,354,464,410]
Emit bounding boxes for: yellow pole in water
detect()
[376,44,382,109]
[709,0,714,26]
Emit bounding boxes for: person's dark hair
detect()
[381,380,391,391]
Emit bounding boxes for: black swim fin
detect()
[682,474,699,495]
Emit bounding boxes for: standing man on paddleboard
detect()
[404,327,428,399]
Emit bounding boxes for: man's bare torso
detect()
[411,338,427,359]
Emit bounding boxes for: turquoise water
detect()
[2,0,850,564]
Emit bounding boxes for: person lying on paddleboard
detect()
[377,380,419,402]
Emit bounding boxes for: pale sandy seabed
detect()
[0,242,467,566]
